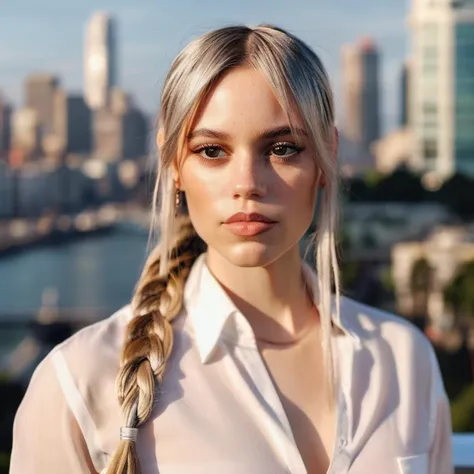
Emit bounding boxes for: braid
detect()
[105,216,206,473]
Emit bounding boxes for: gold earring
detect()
[175,188,181,217]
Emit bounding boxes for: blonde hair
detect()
[106,24,340,473]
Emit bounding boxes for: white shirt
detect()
[11,253,453,474]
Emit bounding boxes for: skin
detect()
[159,66,338,473]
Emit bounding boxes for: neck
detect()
[205,246,319,344]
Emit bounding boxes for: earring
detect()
[175,188,181,217]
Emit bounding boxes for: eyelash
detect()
[192,142,305,162]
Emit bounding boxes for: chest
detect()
[102,334,434,474]
[258,332,336,474]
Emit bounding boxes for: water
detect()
[0,223,150,319]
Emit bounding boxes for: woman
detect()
[11,25,452,474]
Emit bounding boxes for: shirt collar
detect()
[184,253,357,364]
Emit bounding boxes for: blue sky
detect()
[1,0,410,134]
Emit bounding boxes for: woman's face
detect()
[176,66,322,268]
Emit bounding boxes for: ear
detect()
[156,127,165,150]
[157,127,182,188]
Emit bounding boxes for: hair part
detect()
[105,24,340,474]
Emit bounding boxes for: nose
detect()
[232,152,267,199]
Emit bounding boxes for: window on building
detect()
[455,23,474,175]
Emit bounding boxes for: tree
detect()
[410,258,433,318]
[436,173,474,220]
[444,261,474,324]
[374,168,425,202]
[451,383,474,432]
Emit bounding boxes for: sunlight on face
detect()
[178,66,321,267]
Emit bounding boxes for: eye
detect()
[271,142,304,159]
[194,145,226,159]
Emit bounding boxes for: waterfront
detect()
[0,223,150,318]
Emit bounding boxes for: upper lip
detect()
[224,212,277,224]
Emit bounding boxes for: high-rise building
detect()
[409,0,474,178]
[54,89,92,156]
[11,108,41,162]
[0,93,12,160]
[0,161,13,217]
[400,61,411,127]
[341,37,381,151]
[93,92,148,161]
[24,74,60,136]
[84,12,117,110]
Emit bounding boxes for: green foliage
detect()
[340,262,361,289]
[338,229,351,252]
[444,261,474,321]
[343,171,474,219]
[410,258,432,292]
[0,372,10,384]
[409,258,433,318]
[364,170,383,188]
[380,266,394,292]
[0,452,9,474]
[451,383,474,432]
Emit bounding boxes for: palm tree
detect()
[410,257,433,318]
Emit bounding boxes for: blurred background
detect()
[1,0,474,471]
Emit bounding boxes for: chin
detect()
[222,241,281,268]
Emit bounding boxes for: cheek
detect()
[180,163,224,216]
[279,166,318,213]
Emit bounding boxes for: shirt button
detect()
[338,438,347,449]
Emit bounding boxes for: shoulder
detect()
[48,304,132,386]
[25,305,133,423]
[14,306,133,472]
[339,296,437,375]
[53,304,131,360]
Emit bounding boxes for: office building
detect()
[372,128,413,175]
[54,90,92,156]
[24,74,60,136]
[93,89,148,160]
[341,37,381,152]
[392,225,474,332]
[400,61,411,127]
[0,93,12,160]
[0,161,15,217]
[11,108,41,161]
[84,12,118,110]
[409,0,474,178]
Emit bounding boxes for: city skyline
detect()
[0,0,409,134]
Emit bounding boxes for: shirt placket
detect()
[230,343,308,474]
[221,324,355,474]
[327,336,356,474]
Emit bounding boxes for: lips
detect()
[224,212,276,224]
[223,212,277,237]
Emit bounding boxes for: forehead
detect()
[189,66,304,135]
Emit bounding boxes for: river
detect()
[0,223,151,319]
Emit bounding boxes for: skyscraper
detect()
[24,74,59,136]
[410,0,474,178]
[0,93,12,160]
[399,61,411,127]
[93,88,148,160]
[341,37,381,152]
[84,12,117,110]
[54,90,92,155]
[11,108,41,161]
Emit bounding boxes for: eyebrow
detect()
[187,125,308,141]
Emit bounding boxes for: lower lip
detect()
[223,221,276,236]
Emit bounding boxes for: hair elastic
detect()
[120,427,139,442]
